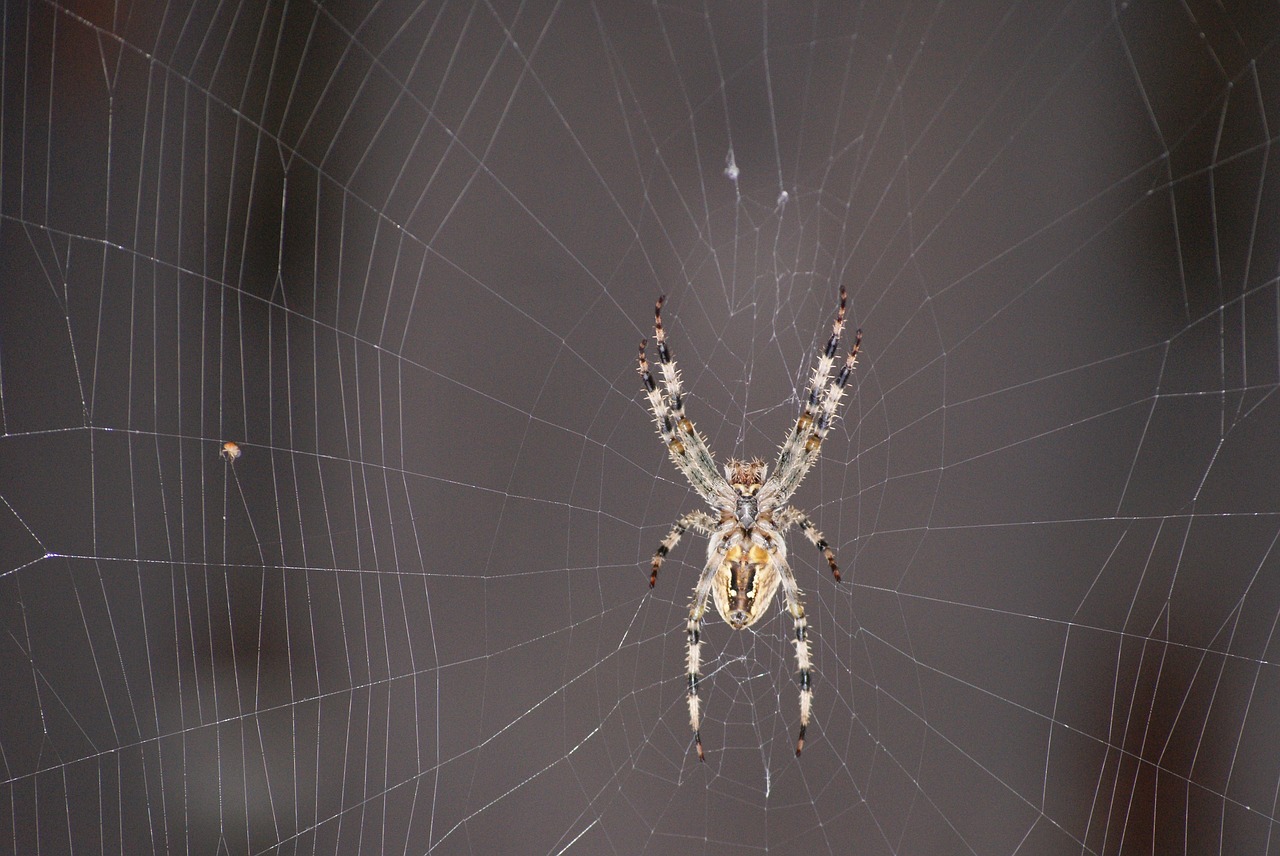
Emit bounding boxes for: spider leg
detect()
[639,340,718,499]
[793,602,813,757]
[773,288,851,497]
[686,602,707,761]
[769,550,814,756]
[650,510,716,587]
[812,329,862,449]
[776,506,842,582]
[638,297,723,500]
[774,315,861,502]
[683,530,730,761]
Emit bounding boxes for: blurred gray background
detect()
[2,1,1279,853]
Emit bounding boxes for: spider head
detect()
[726,459,767,528]
[725,458,767,492]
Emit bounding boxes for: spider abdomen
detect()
[711,541,781,629]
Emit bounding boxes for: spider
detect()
[638,288,861,760]
[221,441,242,462]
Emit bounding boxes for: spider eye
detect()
[726,458,767,487]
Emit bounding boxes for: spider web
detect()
[2,1,1279,853]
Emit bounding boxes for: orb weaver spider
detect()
[639,289,861,759]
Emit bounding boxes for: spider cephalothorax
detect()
[726,458,765,528]
[638,289,862,759]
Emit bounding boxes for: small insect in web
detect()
[638,289,862,760]
[220,441,242,462]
